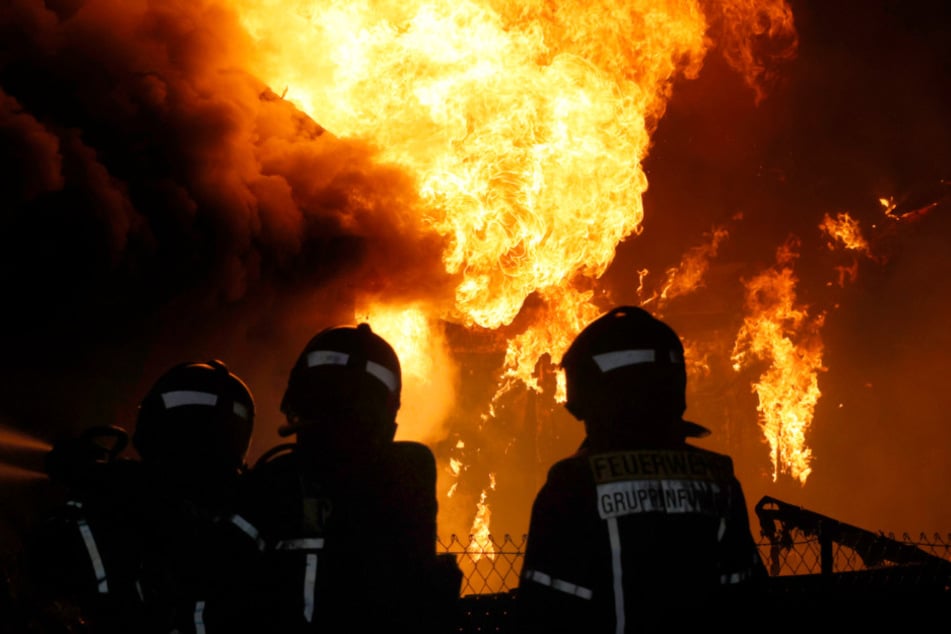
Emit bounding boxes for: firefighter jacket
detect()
[516,440,767,633]
[25,457,153,633]
[238,440,462,634]
[24,457,263,634]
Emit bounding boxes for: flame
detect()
[641,226,730,308]
[236,0,686,332]
[819,211,872,286]
[494,288,604,404]
[880,196,898,218]
[227,0,798,534]
[819,212,869,253]
[467,473,496,562]
[447,444,464,497]
[731,237,825,484]
[355,303,455,444]
[230,1,792,334]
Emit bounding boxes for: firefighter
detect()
[130,359,263,633]
[24,359,262,633]
[240,322,462,633]
[515,306,767,633]
[23,423,148,633]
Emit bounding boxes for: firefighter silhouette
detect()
[515,306,767,633]
[24,360,262,633]
[239,322,462,633]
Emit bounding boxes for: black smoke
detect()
[0,0,455,451]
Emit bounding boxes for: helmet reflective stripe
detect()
[304,350,399,394]
[522,569,593,600]
[232,401,250,420]
[305,349,350,368]
[592,349,654,372]
[160,390,251,420]
[592,349,683,373]
[366,360,398,393]
[161,390,217,408]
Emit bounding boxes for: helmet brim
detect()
[680,419,711,438]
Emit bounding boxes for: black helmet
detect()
[133,359,255,473]
[279,322,401,437]
[560,305,709,438]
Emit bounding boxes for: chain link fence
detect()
[442,514,951,632]
[440,532,951,596]
[438,534,526,596]
[440,496,951,596]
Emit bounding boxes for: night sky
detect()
[1,0,950,550]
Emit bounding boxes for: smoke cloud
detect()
[0,0,455,451]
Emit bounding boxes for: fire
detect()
[227,0,798,534]
[355,304,456,445]
[731,238,825,484]
[819,211,872,286]
[493,288,603,405]
[235,0,702,333]
[446,441,465,498]
[879,197,898,217]
[819,212,869,254]
[467,473,496,562]
[642,226,730,308]
[230,0,793,332]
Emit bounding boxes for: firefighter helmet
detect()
[560,305,709,437]
[133,359,255,472]
[279,322,401,437]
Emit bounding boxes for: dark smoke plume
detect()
[0,0,455,450]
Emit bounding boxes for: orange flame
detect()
[446,440,465,498]
[467,473,496,562]
[731,238,825,484]
[235,0,705,333]
[819,211,872,286]
[230,1,794,334]
[356,304,456,444]
[819,212,869,254]
[642,226,730,308]
[879,197,898,217]
[228,0,798,533]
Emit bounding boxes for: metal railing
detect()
[440,496,951,596]
[754,495,951,593]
